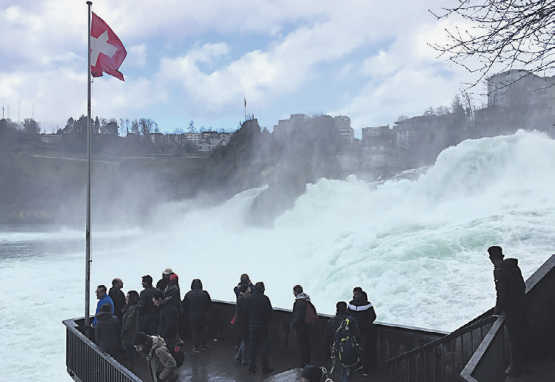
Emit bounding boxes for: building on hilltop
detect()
[333,115,354,149]
[360,125,405,175]
[487,69,555,109]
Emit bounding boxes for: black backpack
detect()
[166,344,185,368]
[334,317,361,368]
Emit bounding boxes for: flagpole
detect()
[85,0,93,331]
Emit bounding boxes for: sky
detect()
[0,0,486,137]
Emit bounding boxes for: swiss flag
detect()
[90,12,127,81]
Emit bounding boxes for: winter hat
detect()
[301,365,324,382]
[132,332,149,346]
[163,268,174,275]
[170,274,179,281]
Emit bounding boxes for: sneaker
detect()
[201,345,210,351]
[505,366,523,376]
[363,372,371,377]
[192,347,200,354]
[355,365,363,372]
[176,336,185,346]
[262,367,273,374]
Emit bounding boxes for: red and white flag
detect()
[90,12,127,81]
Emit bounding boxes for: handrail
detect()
[386,315,496,363]
[63,317,141,382]
[460,315,506,382]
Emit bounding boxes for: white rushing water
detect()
[1,130,554,381]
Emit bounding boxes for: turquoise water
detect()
[0,130,554,381]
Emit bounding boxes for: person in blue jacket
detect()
[92,284,114,328]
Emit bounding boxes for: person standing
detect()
[247,282,273,374]
[132,332,178,382]
[139,275,160,335]
[121,290,141,369]
[488,245,527,376]
[157,268,174,292]
[234,284,251,365]
[153,290,179,347]
[292,284,315,368]
[95,303,121,357]
[109,278,126,324]
[92,285,114,328]
[347,287,376,377]
[324,302,362,382]
[182,278,212,353]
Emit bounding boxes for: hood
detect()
[348,299,373,311]
[148,335,166,356]
[498,258,519,270]
[295,292,311,302]
[191,278,203,290]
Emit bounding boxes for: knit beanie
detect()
[301,365,323,382]
[132,332,149,346]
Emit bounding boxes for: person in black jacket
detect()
[109,278,126,324]
[139,275,161,335]
[153,290,179,346]
[246,282,273,374]
[292,284,312,368]
[182,278,212,353]
[95,303,121,357]
[488,246,527,376]
[323,301,362,382]
[234,273,255,298]
[234,284,251,364]
[347,287,376,376]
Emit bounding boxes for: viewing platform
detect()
[64,255,555,382]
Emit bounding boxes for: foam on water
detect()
[1,130,554,381]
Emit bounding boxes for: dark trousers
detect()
[295,327,311,367]
[189,318,207,349]
[360,329,377,373]
[249,325,270,370]
[506,323,525,370]
[139,313,158,335]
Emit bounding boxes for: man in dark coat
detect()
[153,290,179,346]
[139,275,161,335]
[182,278,212,353]
[109,278,126,323]
[246,282,273,374]
[323,301,362,382]
[95,303,121,357]
[292,284,312,368]
[234,273,255,298]
[488,245,527,376]
[347,287,376,376]
[133,332,177,382]
[234,284,251,364]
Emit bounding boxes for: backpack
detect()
[304,301,318,325]
[166,344,185,368]
[334,317,361,368]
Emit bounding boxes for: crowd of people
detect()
[90,247,529,381]
[90,268,378,382]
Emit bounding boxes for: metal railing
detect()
[387,315,497,382]
[460,316,506,382]
[64,317,142,382]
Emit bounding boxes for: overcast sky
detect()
[0,0,486,137]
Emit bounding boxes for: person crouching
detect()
[132,332,178,382]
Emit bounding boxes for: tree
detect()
[396,115,409,122]
[188,120,196,133]
[22,118,40,134]
[101,119,119,136]
[431,0,555,84]
[423,107,436,116]
[139,118,157,136]
[130,119,140,135]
